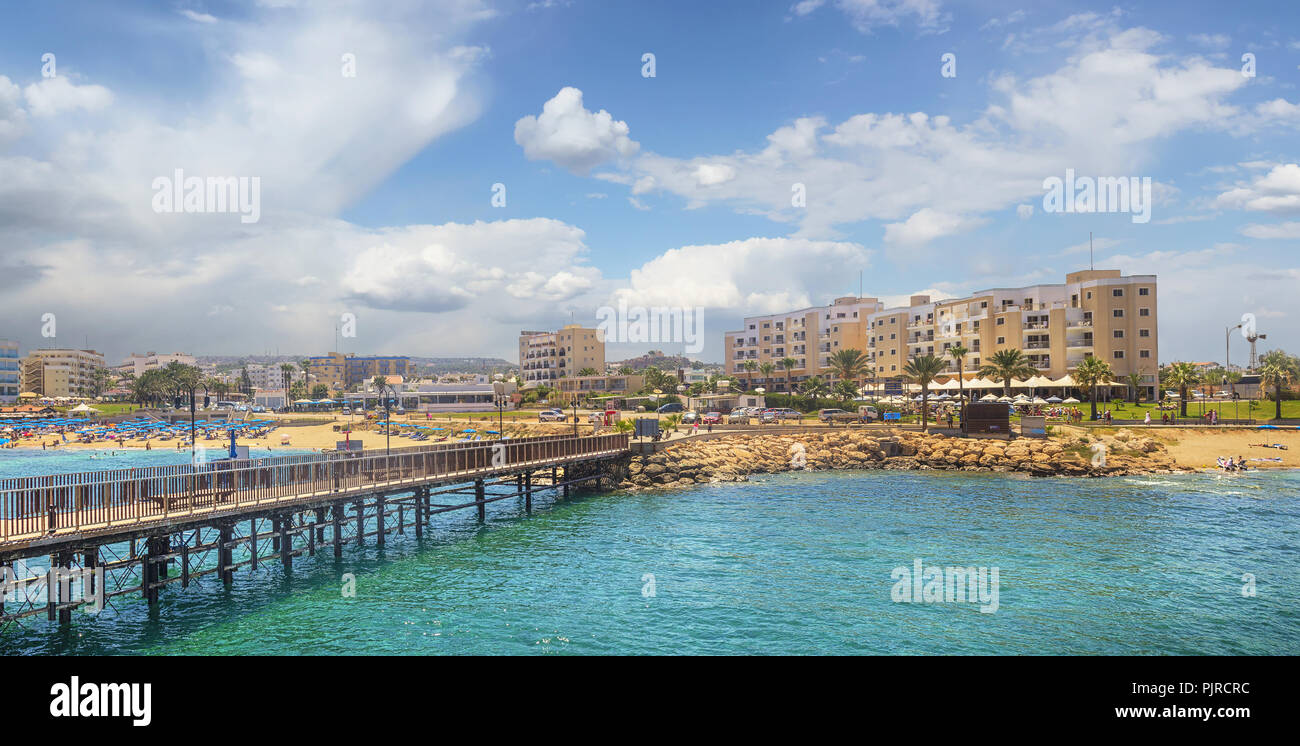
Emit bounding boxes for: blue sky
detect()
[1,0,1298,365]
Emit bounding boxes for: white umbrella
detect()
[936,393,951,400]
[980,393,998,401]
[1046,396,1063,403]
[1062,397,1080,404]
[997,396,1013,403]
[1031,397,1049,405]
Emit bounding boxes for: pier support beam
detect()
[524,471,532,513]
[280,516,293,571]
[563,465,570,499]
[315,508,326,548]
[355,501,365,546]
[414,489,424,539]
[332,503,344,558]
[376,496,386,547]
[475,480,486,522]
[250,519,259,571]
[218,523,234,586]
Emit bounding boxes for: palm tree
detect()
[978,349,1035,398]
[903,354,946,432]
[576,367,598,377]
[1124,372,1143,404]
[1164,362,1200,418]
[799,376,828,401]
[1258,349,1298,421]
[280,363,296,397]
[759,361,775,390]
[779,357,797,394]
[1073,356,1113,421]
[1226,370,1242,399]
[618,366,635,375]
[828,349,870,396]
[947,345,968,431]
[833,380,858,402]
[742,360,758,391]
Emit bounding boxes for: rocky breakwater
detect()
[614,428,1187,491]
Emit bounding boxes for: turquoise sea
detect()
[1,448,1297,655]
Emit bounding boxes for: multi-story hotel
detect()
[19,348,108,398]
[724,269,1158,398]
[117,351,196,378]
[518,325,605,387]
[0,339,19,403]
[306,353,414,392]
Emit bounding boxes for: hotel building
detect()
[19,348,108,398]
[518,325,605,387]
[0,339,19,403]
[117,351,196,377]
[724,269,1158,398]
[307,352,415,392]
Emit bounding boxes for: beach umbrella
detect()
[1031,397,1049,405]
[997,396,1013,403]
[980,394,998,402]
[1062,397,1080,404]
[1046,396,1063,403]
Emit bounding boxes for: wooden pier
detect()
[0,433,628,627]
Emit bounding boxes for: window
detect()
[1139,308,1150,317]
[1139,329,1150,338]
[997,317,1005,326]
[1140,350,1151,359]
[1112,288,1124,297]
[1086,291,1092,300]
[1113,330,1124,338]
[1139,287,1150,296]
[996,336,1005,345]
[980,301,988,309]
[1112,309,1124,318]
[1113,350,1125,359]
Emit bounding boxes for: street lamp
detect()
[755,387,765,425]
[571,399,579,436]
[652,389,662,424]
[492,373,506,437]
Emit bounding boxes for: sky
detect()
[1,0,1298,366]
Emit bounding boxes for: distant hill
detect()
[410,357,515,376]
[613,351,710,371]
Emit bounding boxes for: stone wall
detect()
[615,428,1186,491]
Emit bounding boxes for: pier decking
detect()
[0,433,629,626]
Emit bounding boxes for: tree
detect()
[1125,372,1144,404]
[1073,356,1113,421]
[742,360,758,391]
[577,367,598,377]
[1163,362,1200,418]
[759,361,775,389]
[618,366,635,375]
[1226,370,1242,399]
[1258,349,1299,421]
[833,380,858,402]
[828,348,870,395]
[280,363,296,396]
[947,345,968,430]
[903,354,946,431]
[779,357,798,394]
[798,376,828,401]
[978,349,1035,398]
[310,383,330,400]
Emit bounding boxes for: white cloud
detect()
[514,87,639,175]
[22,76,113,117]
[180,9,218,23]
[883,208,986,244]
[1240,221,1300,239]
[811,0,949,34]
[1214,163,1300,213]
[694,163,736,186]
[1016,203,1033,219]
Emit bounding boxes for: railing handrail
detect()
[0,433,630,543]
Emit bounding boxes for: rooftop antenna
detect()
[1089,232,1094,271]
[859,270,863,299]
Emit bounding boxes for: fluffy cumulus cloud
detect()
[22,76,114,117]
[525,25,1261,247]
[514,87,639,175]
[1214,164,1300,213]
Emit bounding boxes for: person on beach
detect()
[1144,411,1151,425]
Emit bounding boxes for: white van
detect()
[857,405,879,422]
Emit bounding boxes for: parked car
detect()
[680,411,698,424]
[727,407,753,423]
[762,407,802,422]
[656,402,684,414]
[701,412,723,425]
[817,408,856,422]
[538,408,567,422]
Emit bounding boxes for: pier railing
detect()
[0,433,628,543]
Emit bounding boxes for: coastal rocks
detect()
[611,427,1189,492]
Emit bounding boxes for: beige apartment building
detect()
[724,270,1158,398]
[117,351,196,377]
[20,348,108,398]
[518,325,605,387]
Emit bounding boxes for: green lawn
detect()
[1088,399,1294,422]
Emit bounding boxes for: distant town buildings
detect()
[117,351,196,377]
[307,352,414,391]
[19,348,107,398]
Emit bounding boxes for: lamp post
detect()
[1226,323,1241,424]
[571,399,579,436]
[652,389,662,426]
[492,373,506,437]
[754,387,765,425]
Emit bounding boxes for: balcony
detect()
[1025,342,1050,350]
